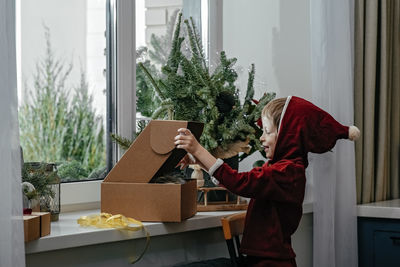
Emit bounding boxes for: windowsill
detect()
[25,202,313,254]
[357,199,400,219]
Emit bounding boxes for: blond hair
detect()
[261,97,287,128]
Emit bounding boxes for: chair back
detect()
[220,212,246,267]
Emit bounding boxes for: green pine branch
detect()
[109,120,149,152]
[110,133,132,150]
[189,17,207,70]
[138,62,166,100]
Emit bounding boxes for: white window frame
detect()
[61,0,136,212]
[207,0,223,71]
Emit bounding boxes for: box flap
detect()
[104,120,203,184]
[150,120,187,154]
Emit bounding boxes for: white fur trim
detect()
[349,126,360,141]
[277,96,292,136]
[208,158,224,177]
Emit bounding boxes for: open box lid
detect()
[104,120,204,183]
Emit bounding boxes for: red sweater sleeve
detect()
[213,160,306,203]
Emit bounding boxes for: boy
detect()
[174,96,360,267]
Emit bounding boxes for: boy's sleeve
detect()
[212,160,306,203]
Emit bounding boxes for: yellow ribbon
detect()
[77,213,150,264]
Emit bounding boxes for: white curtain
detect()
[0,0,26,266]
[310,0,358,267]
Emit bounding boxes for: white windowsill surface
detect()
[25,202,313,254]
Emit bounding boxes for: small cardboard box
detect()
[23,215,40,242]
[32,212,51,237]
[101,120,204,222]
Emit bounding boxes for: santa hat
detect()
[272,96,360,163]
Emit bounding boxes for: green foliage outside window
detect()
[19,27,106,181]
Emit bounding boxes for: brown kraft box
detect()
[101,120,204,222]
[31,211,51,237]
[23,215,40,242]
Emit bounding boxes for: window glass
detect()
[17,0,107,182]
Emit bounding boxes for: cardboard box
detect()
[101,120,203,222]
[32,212,51,237]
[23,215,40,242]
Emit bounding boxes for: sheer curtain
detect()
[310,0,358,266]
[0,0,26,266]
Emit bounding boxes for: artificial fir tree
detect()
[139,13,275,159]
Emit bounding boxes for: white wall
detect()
[222,0,311,101]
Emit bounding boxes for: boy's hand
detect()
[176,154,193,170]
[174,128,201,155]
[176,154,206,170]
[175,128,218,172]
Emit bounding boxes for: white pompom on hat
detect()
[348,126,361,141]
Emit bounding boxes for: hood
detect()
[270,96,349,167]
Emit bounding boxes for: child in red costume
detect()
[174,96,360,267]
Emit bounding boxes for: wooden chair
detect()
[220,212,246,267]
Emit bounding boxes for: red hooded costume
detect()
[210,96,355,262]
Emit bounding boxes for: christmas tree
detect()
[139,13,275,159]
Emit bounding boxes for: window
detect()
[17,0,108,183]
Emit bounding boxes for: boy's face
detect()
[260,116,278,160]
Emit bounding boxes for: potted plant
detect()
[22,162,61,221]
